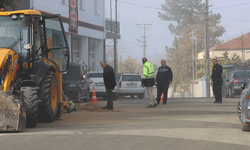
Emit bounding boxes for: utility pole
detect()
[192,31,194,81]
[195,39,198,80]
[241,32,245,61]
[191,31,194,97]
[120,55,122,72]
[205,0,210,97]
[135,21,153,57]
[114,0,118,74]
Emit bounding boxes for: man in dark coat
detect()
[100,60,116,110]
[156,59,173,104]
[211,59,223,103]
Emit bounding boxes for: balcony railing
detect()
[105,18,120,34]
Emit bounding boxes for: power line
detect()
[212,2,250,9]
[118,1,162,10]
[119,39,142,46]
[224,25,250,30]
[222,17,250,22]
[118,46,142,50]
[147,42,165,50]
[147,46,166,51]
[224,33,233,39]
[119,48,143,53]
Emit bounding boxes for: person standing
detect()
[141,57,157,108]
[100,60,116,110]
[156,59,173,104]
[211,59,223,103]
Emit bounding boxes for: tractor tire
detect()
[38,72,59,122]
[22,87,40,128]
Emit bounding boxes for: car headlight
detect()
[69,83,77,87]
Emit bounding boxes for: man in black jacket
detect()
[100,60,116,110]
[211,59,223,103]
[156,59,173,104]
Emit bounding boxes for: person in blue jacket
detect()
[156,59,173,104]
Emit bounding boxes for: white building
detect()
[11,0,106,71]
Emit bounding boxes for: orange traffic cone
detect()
[160,92,164,102]
[91,86,98,103]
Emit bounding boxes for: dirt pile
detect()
[75,103,121,112]
[0,93,19,112]
[0,93,19,127]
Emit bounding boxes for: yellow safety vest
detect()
[143,61,154,79]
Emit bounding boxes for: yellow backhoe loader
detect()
[0,9,70,131]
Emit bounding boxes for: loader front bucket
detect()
[0,91,26,132]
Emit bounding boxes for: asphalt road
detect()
[1,97,250,150]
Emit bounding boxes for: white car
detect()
[116,73,145,99]
[89,71,117,100]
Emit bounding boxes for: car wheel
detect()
[237,101,242,121]
[242,120,250,131]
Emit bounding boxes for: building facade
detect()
[10,0,105,71]
[198,32,250,61]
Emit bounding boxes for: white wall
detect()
[198,49,250,60]
[32,0,105,40]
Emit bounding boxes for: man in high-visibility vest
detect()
[141,57,157,108]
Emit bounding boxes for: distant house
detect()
[198,32,250,60]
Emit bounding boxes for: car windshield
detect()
[0,16,28,55]
[234,71,250,78]
[89,73,103,78]
[62,66,80,79]
[122,75,141,81]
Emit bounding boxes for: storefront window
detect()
[89,42,94,71]
[73,38,80,63]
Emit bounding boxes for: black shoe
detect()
[145,105,154,108]
[102,106,108,109]
[162,102,166,105]
[218,101,222,104]
[213,101,218,103]
[154,104,158,107]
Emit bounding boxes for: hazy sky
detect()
[106,0,250,66]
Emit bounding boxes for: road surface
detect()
[0,97,250,150]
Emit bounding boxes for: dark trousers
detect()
[156,84,169,104]
[213,85,222,102]
[105,86,113,108]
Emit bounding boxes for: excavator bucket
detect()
[0,91,26,132]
